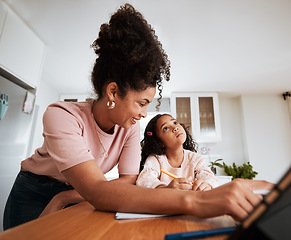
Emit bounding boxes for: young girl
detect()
[137,114,218,191]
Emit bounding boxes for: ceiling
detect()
[4,0,291,98]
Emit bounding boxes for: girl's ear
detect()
[106,82,118,100]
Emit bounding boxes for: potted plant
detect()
[209,158,223,175]
[222,162,258,179]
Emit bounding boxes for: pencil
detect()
[161,169,179,179]
[161,169,193,187]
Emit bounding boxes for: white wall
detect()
[199,95,246,175]
[199,93,291,183]
[241,94,291,183]
[27,80,60,156]
[0,79,59,232]
[0,76,34,232]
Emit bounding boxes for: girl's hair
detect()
[91,4,170,109]
[140,114,198,171]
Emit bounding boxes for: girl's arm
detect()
[192,155,219,188]
[136,157,168,188]
[192,179,212,191]
[62,159,274,222]
[137,159,193,190]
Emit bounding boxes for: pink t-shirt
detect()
[136,150,218,188]
[21,101,141,183]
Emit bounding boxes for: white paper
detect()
[115,212,170,220]
[253,189,271,195]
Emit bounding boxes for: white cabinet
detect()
[0,2,45,89]
[170,92,222,143]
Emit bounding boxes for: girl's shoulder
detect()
[184,149,204,161]
[143,154,162,170]
[147,154,161,161]
[146,154,168,164]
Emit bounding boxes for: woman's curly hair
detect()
[91,3,170,109]
[140,114,198,171]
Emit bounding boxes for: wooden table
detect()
[0,202,236,240]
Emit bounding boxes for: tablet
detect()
[228,166,291,240]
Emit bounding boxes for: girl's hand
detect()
[192,179,212,191]
[167,177,193,190]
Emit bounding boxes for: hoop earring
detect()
[107,100,115,110]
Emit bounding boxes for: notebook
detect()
[228,166,291,240]
[115,212,171,220]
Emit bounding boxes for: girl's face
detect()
[156,115,187,150]
[112,87,156,129]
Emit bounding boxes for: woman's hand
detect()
[192,179,212,191]
[187,178,274,222]
[39,190,84,218]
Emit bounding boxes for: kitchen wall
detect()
[205,93,291,183]
[27,79,60,156]
[241,94,291,183]
[204,95,246,168]
[0,77,60,232]
[0,76,34,232]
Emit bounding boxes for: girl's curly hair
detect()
[140,114,198,171]
[91,4,170,110]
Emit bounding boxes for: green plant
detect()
[209,159,223,175]
[222,162,258,179]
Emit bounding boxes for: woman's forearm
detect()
[88,180,190,214]
[83,178,274,222]
[62,160,274,222]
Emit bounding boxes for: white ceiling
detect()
[4,0,291,97]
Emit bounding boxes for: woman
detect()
[4,3,272,230]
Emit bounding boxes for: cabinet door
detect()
[194,93,221,143]
[170,93,194,136]
[0,4,45,89]
[171,92,221,143]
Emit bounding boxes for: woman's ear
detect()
[106,82,118,100]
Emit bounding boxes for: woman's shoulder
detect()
[47,100,93,113]
[45,101,93,119]
[43,101,94,128]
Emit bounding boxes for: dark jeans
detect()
[3,171,74,230]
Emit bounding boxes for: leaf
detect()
[209,159,223,168]
[215,163,223,168]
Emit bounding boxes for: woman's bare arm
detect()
[62,160,274,221]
